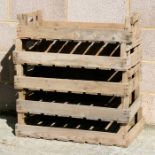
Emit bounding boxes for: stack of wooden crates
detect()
[13,11,144,147]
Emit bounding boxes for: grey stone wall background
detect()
[0,0,154,125]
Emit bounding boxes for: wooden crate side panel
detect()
[16,99,130,123]
[17,11,140,44]
[14,76,128,96]
[16,124,126,146]
[13,51,128,70]
[17,25,131,43]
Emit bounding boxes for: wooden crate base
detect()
[15,116,144,147]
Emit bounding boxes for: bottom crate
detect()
[15,112,144,147]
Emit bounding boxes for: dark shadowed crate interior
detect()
[22,39,121,56]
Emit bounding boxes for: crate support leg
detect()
[16,39,25,124]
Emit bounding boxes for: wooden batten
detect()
[13,48,140,70]
[16,97,141,124]
[16,99,129,123]
[14,76,128,96]
[16,115,143,147]
[13,51,129,70]
[17,25,131,43]
[16,124,126,146]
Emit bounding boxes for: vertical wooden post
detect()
[119,43,132,141]
[134,66,142,121]
[15,39,25,124]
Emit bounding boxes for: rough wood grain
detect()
[17,25,131,43]
[13,51,140,70]
[14,76,128,96]
[16,124,126,147]
[16,99,130,123]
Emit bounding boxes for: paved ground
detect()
[0,115,155,155]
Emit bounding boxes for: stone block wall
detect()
[0,0,154,125]
[0,0,67,111]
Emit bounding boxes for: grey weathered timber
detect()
[16,98,141,123]
[13,50,140,70]
[15,118,144,147]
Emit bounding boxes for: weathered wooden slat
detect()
[57,41,69,53]
[16,124,126,146]
[107,71,119,82]
[14,76,128,96]
[82,42,94,55]
[14,51,130,70]
[128,75,140,94]
[70,41,82,54]
[15,118,143,147]
[95,43,108,56]
[45,40,57,53]
[28,40,41,50]
[16,99,130,123]
[16,97,140,124]
[126,118,144,146]
[17,25,131,42]
[42,21,125,30]
[129,98,141,121]
[110,45,120,56]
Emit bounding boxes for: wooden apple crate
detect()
[13,11,144,147]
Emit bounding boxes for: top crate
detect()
[15,11,141,70]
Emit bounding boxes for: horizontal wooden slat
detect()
[129,98,141,121]
[14,51,130,70]
[16,124,126,146]
[15,119,143,147]
[42,21,125,30]
[14,76,128,96]
[17,25,131,42]
[128,73,140,94]
[17,99,129,123]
